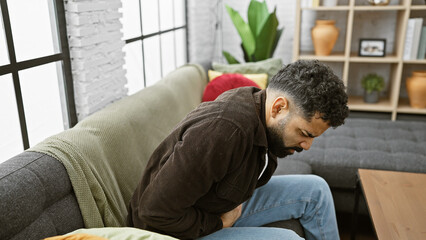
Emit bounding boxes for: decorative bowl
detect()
[367,0,390,5]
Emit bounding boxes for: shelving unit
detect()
[293,0,426,121]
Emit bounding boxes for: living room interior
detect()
[1,0,425,240]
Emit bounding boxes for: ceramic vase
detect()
[406,71,426,108]
[311,20,339,56]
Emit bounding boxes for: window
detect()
[121,0,188,95]
[0,0,76,162]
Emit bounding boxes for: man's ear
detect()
[271,97,289,118]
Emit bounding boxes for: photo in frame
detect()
[358,39,386,57]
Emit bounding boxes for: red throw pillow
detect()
[202,73,260,102]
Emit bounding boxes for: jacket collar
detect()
[253,89,278,185]
[253,90,268,148]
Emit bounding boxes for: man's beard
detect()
[266,117,303,158]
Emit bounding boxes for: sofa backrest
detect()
[0,64,208,239]
[59,64,208,227]
[126,63,208,169]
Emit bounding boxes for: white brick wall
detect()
[65,0,127,121]
[187,0,219,67]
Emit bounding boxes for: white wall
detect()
[188,0,297,66]
[64,0,345,120]
[66,0,404,120]
[187,0,401,96]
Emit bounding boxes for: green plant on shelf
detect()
[361,73,385,94]
[224,0,283,64]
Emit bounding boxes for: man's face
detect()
[267,112,330,158]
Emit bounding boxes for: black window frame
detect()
[124,0,189,88]
[0,0,77,150]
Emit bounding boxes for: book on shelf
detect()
[403,18,424,60]
[411,18,423,59]
[417,26,426,60]
[403,19,415,60]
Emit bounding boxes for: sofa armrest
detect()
[0,152,84,240]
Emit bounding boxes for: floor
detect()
[337,212,377,240]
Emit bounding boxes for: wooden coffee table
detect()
[358,169,426,240]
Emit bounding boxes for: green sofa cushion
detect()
[212,58,283,83]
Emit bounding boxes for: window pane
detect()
[20,62,64,147]
[159,0,173,31]
[143,36,161,87]
[161,32,175,77]
[0,74,23,162]
[124,41,144,95]
[8,0,59,61]
[121,0,141,40]
[174,0,185,27]
[0,5,9,66]
[141,0,159,35]
[175,29,187,68]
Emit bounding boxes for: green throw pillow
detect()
[64,227,178,240]
[212,58,283,84]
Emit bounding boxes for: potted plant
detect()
[361,73,385,103]
[223,0,283,64]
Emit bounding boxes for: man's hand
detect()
[220,204,242,228]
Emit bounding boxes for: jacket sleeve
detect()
[137,119,248,239]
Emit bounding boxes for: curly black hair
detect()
[268,60,349,127]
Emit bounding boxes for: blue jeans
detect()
[198,175,340,240]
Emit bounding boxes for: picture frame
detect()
[358,39,386,57]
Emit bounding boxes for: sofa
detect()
[280,118,426,214]
[3,62,424,240]
[0,64,305,240]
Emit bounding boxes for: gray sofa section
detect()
[278,117,426,213]
[0,152,84,240]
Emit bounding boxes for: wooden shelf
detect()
[354,6,406,11]
[350,54,399,63]
[302,6,350,11]
[348,96,393,112]
[403,59,426,64]
[397,98,426,114]
[294,0,425,120]
[410,5,426,10]
[299,52,346,62]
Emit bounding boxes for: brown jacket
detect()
[128,87,277,239]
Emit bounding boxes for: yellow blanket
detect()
[30,64,207,228]
[45,233,108,240]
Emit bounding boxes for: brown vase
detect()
[311,20,339,56]
[406,71,426,108]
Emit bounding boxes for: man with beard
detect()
[128,60,349,240]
